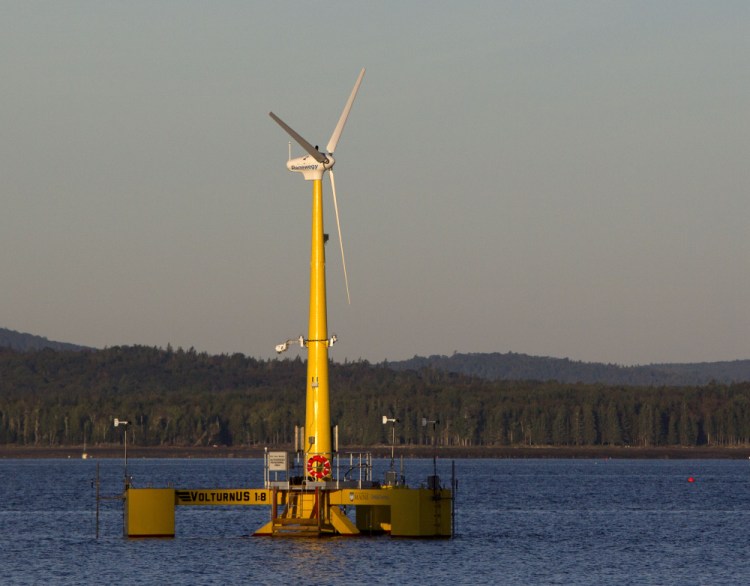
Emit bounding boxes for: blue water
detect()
[1,457,748,585]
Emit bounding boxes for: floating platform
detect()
[123,452,454,538]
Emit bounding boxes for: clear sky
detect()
[2,1,748,365]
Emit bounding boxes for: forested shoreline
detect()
[1,346,749,449]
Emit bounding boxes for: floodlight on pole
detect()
[382,416,399,470]
[114,418,131,487]
[422,417,440,479]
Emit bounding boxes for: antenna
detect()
[269,112,327,163]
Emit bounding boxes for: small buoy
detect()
[687,476,695,483]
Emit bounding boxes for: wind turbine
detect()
[270,68,365,480]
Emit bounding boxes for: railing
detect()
[263,449,374,490]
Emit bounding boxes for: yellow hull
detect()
[124,483,453,538]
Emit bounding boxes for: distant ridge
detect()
[2,327,747,386]
[387,352,750,386]
[0,327,91,352]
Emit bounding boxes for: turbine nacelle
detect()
[287,153,334,181]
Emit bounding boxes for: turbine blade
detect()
[329,170,351,304]
[269,112,327,164]
[326,68,365,154]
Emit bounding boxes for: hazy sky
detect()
[2,1,748,365]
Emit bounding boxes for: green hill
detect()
[1,344,749,449]
[389,352,750,386]
[0,327,91,352]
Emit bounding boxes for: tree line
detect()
[1,346,749,448]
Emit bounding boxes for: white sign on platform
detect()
[268,451,289,472]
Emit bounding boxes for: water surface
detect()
[1,458,748,585]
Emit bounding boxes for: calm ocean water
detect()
[1,457,748,585]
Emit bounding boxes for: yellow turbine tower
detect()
[269,68,364,481]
